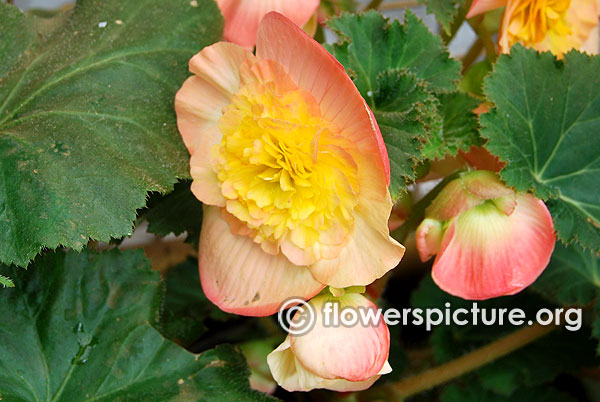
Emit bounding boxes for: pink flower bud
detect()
[267,293,391,392]
[415,171,555,300]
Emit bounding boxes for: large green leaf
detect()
[0,0,223,266]
[532,242,600,306]
[481,46,600,253]
[327,11,461,97]
[158,257,233,347]
[0,249,273,401]
[422,91,482,160]
[327,11,460,198]
[141,180,204,246]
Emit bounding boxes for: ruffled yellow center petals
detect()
[508,0,572,45]
[213,60,360,265]
[503,0,598,55]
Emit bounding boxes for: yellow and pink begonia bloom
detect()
[175,13,404,316]
[416,171,556,300]
[467,0,599,56]
[267,293,391,392]
[216,0,320,49]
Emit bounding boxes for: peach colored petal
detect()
[466,0,508,18]
[175,42,254,206]
[217,0,320,50]
[431,194,556,300]
[416,218,444,262]
[199,206,325,316]
[309,215,405,288]
[256,12,391,207]
[267,338,389,392]
[290,294,390,382]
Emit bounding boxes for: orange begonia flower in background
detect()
[267,293,391,392]
[175,13,404,316]
[216,0,320,49]
[467,0,599,56]
[416,171,556,300]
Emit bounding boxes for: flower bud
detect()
[267,292,391,392]
[415,170,555,300]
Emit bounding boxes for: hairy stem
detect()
[390,170,463,243]
[364,0,385,10]
[379,0,420,10]
[390,323,557,398]
[468,16,498,62]
[461,38,484,73]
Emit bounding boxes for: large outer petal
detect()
[256,13,401,286]
[308,214,405,288]
[290,294,390,382]
[217,0,320,49]
[267,338,390,392]
[256,12,391,202]
[199,206,325,316]
[175,42,254,206]
[432,195,556,300]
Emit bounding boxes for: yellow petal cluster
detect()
[214,60,359,265]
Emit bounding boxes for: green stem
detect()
[388,323,557,399]
[461,38,484,73]
[468,16,498,63]
[364,0,385,10]
[390,171,463,243]
[379,0,420,9]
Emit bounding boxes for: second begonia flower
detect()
[267,292,392,392]
[216,0,320,49]
[175,13,404,316]
[416,170,555,300]
[467,0,599,56]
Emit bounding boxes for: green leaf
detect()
[460,60,492,97]
[327,11,461,97]
[141,180,204,246]
[417,0,461,35]
[0,249,273,401]
[373,71,441,197]
[0,274,14,288]
[442,383,577,402]
[327,11,460,198]
[422,92,482,160]
[481,46,600,253]
[532,242,600,306]
[0,0,223,266]
[158,257,234,347]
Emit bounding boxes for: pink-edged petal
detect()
[432,194,556,300]
[290,293,390,382]
[267,338,388,392]
[309,214,405,288]
[466,0,508,18]
[199,206,325,316]
[256,12,391,204]
[217,0,320,50]
[175,42,254,206]
[416,218,444,262]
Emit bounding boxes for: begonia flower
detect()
[416,170,555,300]
[216,0,320,49]
[467,0,599,56]
[267,292,391,391]
[175,13,404,316]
